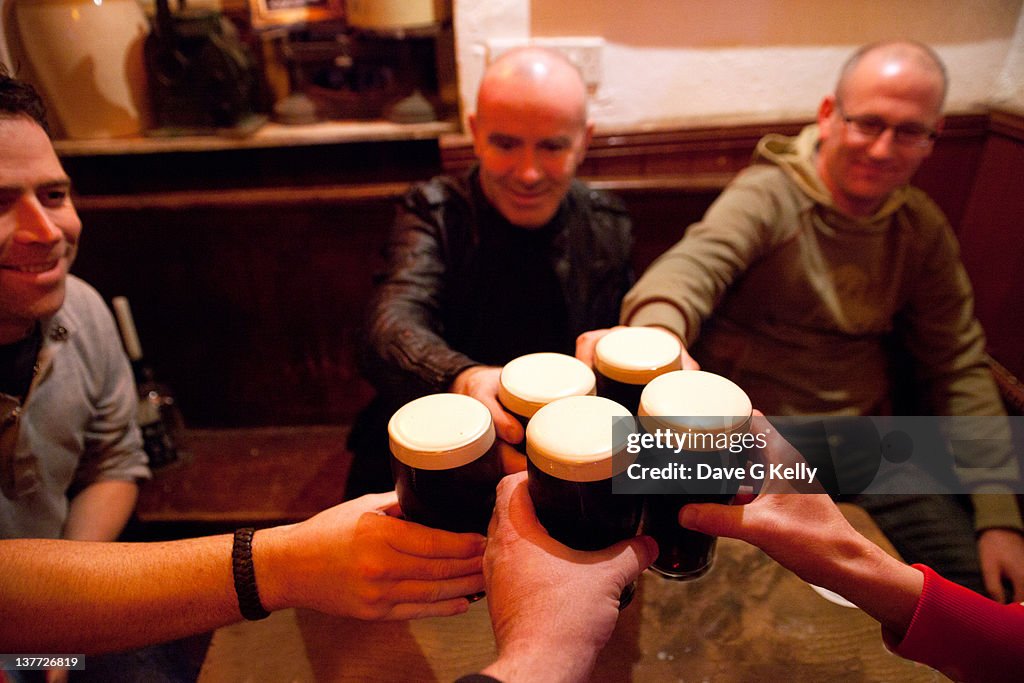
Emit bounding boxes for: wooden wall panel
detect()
[66,139,436,428]
[71,200,392,428]
[65,113,1000,429]
[912,113,990,233]
[958,110,1024,380]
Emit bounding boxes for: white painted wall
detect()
[993,6,1024,106]
[454,0,1024,131]
[5,1,1021,132]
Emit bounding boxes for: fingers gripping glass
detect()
[836,101,937,148]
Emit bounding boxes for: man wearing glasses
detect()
[1,68,150,542]
[583,41,1024,601]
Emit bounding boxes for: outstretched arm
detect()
[0,492,485,654]
[360,188,479,403]
[680,414,1024,682]
[680,489,923,637]
[679,414,922,635]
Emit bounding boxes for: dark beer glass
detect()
[389,393,503,535]
[498,352,596,452]
[638,371,752,580]
[594,326,682,415]
[526,395,643,552]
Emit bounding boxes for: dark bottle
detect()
[112,296,182,469]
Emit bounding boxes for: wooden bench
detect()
[133,426,353,536]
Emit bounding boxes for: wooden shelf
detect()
[71,181,413,211]
[54,119,458,157]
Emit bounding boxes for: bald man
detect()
[581,41,1024,600]
[347,47,633,495]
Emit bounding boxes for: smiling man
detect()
[816,43,946,218]
[1,68,150,541]
[586,41,1024,601]
[347,47,633,495]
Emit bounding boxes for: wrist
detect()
[484,610,612,683]
[624,304,689,346]
[249,524,297,613]
[823,533,922,636]
[482,641,597,683]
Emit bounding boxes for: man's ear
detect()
[468,113,484,156]
[920,115,944,158]
[817,95,838,141]
[575,121,595,165]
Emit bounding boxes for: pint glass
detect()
[389,393,503,534]
[498,352,596,451]
[594,326,682,414]
[526,395,642,551]
[638,371,752,580]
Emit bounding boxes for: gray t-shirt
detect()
[1,276,150,538]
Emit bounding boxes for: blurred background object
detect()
[346,0,451,124]
[2,0,151,139]
[144,0,265,135]
[346,0,448,33]
[251,0,452,123]
[0,0,455,136]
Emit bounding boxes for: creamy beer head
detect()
[526,395,643,554]
[498,352,596,419]
[389,393,501,534]
[594,326,682,385]
[638,370,752,442]
[526,395,634,482]
[389,393,496,469]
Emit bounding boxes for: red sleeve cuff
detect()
[886,564,1024,682]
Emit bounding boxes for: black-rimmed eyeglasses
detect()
[836,101,937,148]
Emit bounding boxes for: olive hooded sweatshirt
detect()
[623,125,1021,531]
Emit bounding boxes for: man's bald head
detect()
[836,40,947,114]
[469,46,593,228]
[476,47,588,127]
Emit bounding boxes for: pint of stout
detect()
[498,352,596,452]
[638,371,752,580]
[594,326,682,414]
[389,393,503,535]
[526,395,642,551]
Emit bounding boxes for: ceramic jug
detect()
[4,0,150,138]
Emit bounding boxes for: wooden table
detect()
[199,506,948,682]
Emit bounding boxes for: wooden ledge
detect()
[71,182,411,212]
[136,426,353,526]
[54,120,458,157]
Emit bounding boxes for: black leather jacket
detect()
[359,168,634,408]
